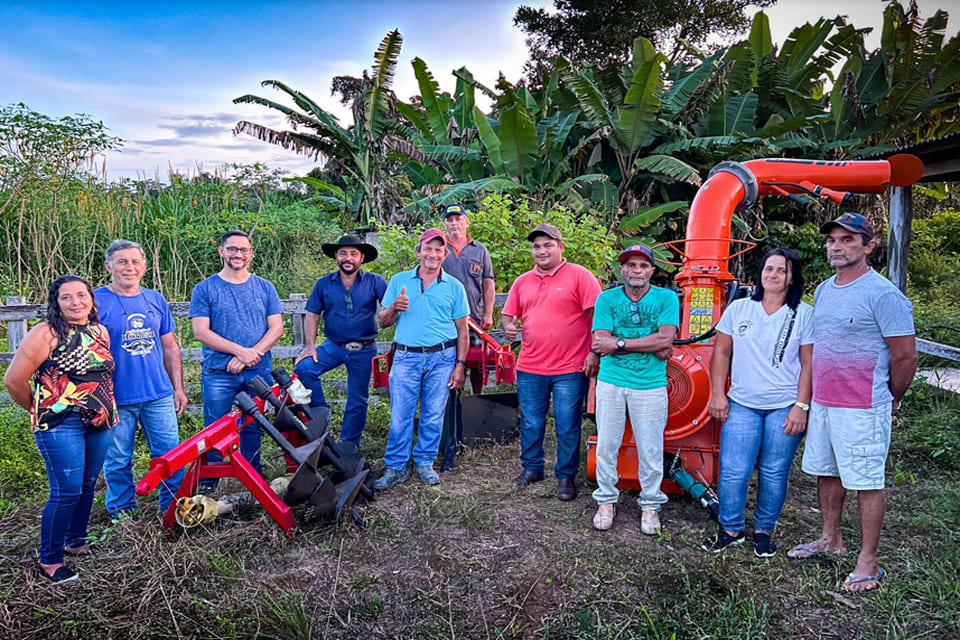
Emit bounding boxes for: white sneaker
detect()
[640,509,661,536]
[592,503,616,530]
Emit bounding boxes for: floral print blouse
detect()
[32,324,118,432]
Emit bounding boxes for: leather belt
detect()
[395,339,457,353]
[333,339,376,351]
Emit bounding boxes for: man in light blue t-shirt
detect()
[189,230,284,489]
[375,228,469,490]
[590,245,679,535]
[97,239,188,519]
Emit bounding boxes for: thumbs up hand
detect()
[394,285,409,312]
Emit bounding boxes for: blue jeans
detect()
[104,395,183,515]
[383,347,456,470]
[201,369,265,487]
[294,340,376,446]
[718,400,804,533]
[516,371,586,480]
[34,413,112,564]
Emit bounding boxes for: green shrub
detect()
[908,209,960,310]
[0,407,44,507]
[899,381,960,467]
[370,194,618,288]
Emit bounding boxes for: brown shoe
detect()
[557,478,578,501]
[513,469,544,487]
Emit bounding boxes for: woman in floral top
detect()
[4,275,118,584]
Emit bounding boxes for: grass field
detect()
[0,381,958,640]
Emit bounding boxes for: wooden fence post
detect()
[6,296,27,353]
[887,185,913,293]
[290,293,306,350]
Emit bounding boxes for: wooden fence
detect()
[2,294,959,364]
[0,293,514,364]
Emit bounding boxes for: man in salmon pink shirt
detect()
[502,223,602,501]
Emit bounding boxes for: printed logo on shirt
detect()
[121,313,157,357]
[735,320,753,338]
[470,261,483,275]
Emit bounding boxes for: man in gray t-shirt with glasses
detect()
[189,229,284,490]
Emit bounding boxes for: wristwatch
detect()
[795,401,810,411]
[455,359,467,366]
[616,338,626,352]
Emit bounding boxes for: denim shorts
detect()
[801,401,892,490]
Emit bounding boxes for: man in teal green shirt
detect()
[590,245,679,535]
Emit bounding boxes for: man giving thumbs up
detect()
[375,229,469,490]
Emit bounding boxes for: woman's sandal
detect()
[63,543,98,557]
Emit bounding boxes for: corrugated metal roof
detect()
[856,131,960,183]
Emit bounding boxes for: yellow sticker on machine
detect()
[687,287,714,335]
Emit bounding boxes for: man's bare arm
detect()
[159,332,188,414]
[481,278,496,329]
[592,325,677,356]
[886,334,918,407]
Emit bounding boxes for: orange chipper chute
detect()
[586,154,924,495]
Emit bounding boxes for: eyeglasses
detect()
[224,246,252,255]
[629,301,641,324]
[344,292,354,313]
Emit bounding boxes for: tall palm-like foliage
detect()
[397,61,612,215]
[560,37,710,220]
[233,30,407,226]
[820,0,960,156]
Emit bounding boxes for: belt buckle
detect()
[344,341,363,352]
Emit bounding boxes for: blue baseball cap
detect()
[618,244,655,265]
[443,203,469,218]
[820,212,875,241]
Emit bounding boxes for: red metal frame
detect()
[136,389,296,536]
[371,320,517,390]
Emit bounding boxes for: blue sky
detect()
[1,1,954,181]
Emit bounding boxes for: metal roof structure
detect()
[857,131,960,183]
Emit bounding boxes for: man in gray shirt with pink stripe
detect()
[787,213,917,594]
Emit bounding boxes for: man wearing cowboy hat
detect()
[294,235,387,447]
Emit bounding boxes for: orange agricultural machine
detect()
[586,155,925,505]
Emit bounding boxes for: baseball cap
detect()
[443,203,468,218]
[618,244,655,265]
[418,228,446,245]
[820,212,875,241]
[526,223,562,242]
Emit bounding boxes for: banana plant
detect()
[560,37,706,218]
[233,29,410,227]
[813,1,960,156]
[399,69,610,215]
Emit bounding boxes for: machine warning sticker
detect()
[687,287,714,335]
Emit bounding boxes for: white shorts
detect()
[801,401,892,491]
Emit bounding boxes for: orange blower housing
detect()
[586,154,924,493]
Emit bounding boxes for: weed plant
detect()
[0,167,344,302]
